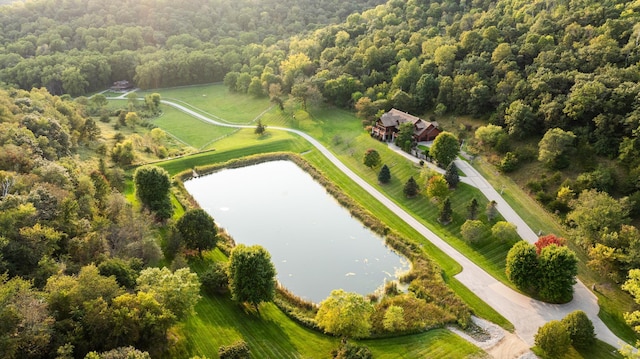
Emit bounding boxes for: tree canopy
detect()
[227,244,276,310]
[430,132,459,168]
[176,208,218,255]
[315,289,373,339]
[133,165,173,220]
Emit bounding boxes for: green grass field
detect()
[185,294,482,358]
[151,105,238,149]
[140,84,272,124]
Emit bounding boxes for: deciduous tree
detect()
[474,124,504,147]
[534,234,566,255]
[315,289,373,339]
[538,245,578,303]
[460,219,488,243]
[382,305,406,332]
[227,244,276,310]
[426,175,449,202]
[491,221,518,242]
[133,165,173,221]
[136,267,201,319]
[535,320,571,357]
[538,128,576,169]
[395,122,414,153]
[567,189,630,248]
[176,209,218,256]
[505,100,537,139]
[506,241,538,291]
[218,340,250,359]
[430,132,459,167]
[561,310,595,349]
[363,149,381,169]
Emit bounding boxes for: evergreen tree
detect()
[403,176,419,198]
[255,119,266,135]
[444,162,460,188]
[486,200,498,222]
[467,198,479,219]
[439,198,453,224]
[378,164,391,184]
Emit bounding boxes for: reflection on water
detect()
[184,160,410,303]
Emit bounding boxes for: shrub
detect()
[218,340,250,359]
[200,262,229,295]
[460,219,488,243]
[331,342,372,359]
[499,152,519,172]
[535,320,571,357]
[561,310,595,349]
[505,241,538,291]
[491,221,519,242]
[538,245,578,303]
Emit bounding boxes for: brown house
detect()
[110,80,134,92]
[371,108,441,143]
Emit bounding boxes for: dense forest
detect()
[0,0,386,94]
[3,0,640,356]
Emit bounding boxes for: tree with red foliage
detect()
[535,234,566,255]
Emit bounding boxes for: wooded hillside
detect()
[0,0,386,94]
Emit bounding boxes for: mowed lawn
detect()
[185,294,482,358]
[151,105,238,149]
[141,84,272,124]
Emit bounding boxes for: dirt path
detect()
[485,333,532,359]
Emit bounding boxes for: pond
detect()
[184,160,410,303]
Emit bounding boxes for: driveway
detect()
[158,99,625,353]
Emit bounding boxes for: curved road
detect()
[160,99,624,352]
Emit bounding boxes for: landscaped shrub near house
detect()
[506,240,578,303]
[561,310,595,349]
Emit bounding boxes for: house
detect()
[110,80,134,92]
[371,108,440,143]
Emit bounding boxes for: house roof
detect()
[379,108,439,133]
[379,108,422,127]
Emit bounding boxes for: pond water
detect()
[183,160,410,303]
